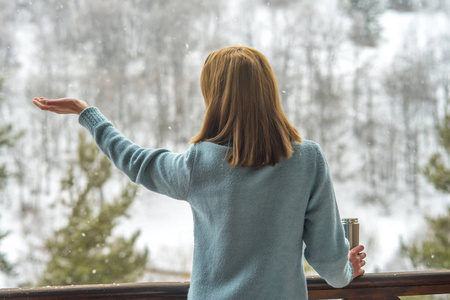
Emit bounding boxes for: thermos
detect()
[342,218,359,249]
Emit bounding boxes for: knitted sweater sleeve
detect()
[303,144,353,288]
[78,107,195,200]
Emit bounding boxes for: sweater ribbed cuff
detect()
[78,106,106,130]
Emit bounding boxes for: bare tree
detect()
[339,0,384,47]
[384,39,437,206]
[296,6,349,178]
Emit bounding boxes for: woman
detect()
[33,46,365,299]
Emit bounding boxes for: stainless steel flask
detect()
[342,218,359,249]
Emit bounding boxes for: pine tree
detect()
[401,208,450,269]
[39,131,148,285]
[401,113,450,269]
[423,114,450,193]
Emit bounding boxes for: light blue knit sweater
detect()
[79,107,353,299]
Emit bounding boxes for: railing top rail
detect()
[0,270,449,299]
[0,282,190,299]
[307,270,450,299]
[308,270,450,288]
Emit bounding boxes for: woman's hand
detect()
[32,97,89,115]
[349,245,366,279]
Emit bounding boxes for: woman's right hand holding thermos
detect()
[342,218,365,279]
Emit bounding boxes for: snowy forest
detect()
[0,0,450,289]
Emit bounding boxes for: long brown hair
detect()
[190,46,302,168]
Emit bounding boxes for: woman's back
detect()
[186,141,352,299]
[76,106,353,299]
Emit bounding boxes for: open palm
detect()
[32,97,89,115]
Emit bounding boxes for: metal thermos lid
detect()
[342,218,359,224]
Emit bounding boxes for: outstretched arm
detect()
[32,97,89,115]
[32,97,194,200]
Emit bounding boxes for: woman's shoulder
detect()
[189,141,229,161]
[292,139,322,154]
[290,140,329,165]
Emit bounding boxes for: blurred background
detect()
[0,0,449,291]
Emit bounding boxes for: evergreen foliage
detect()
[401,208,450,269]
[401,113,450,269]
[424,114,450,193]
[39,131,148,285]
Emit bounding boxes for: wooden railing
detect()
[0,270,449,299]
[307,270,450,299]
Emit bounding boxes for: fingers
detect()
[349,245,366,279]
[33,97,67,108]
[354,254,366,266]
[351,252,366,262]
[32,97,63,113]
[355,268,365,278]
[32,97,49,109]
[33,97,51,104]
[352,259,366,279]
[358,255,366,270]
[350,245,364,254]
[353,268,364,279]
